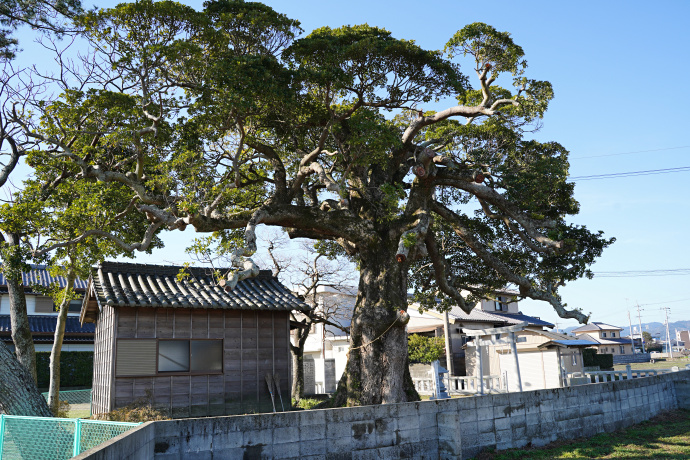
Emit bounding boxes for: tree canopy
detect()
[10,0,613,405]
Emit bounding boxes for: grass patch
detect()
[613,358,690,372]
[474,409,690,459]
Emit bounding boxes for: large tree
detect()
[15,1,612,406]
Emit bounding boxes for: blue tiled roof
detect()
[0,315,95,334]
[0,265,88,292]
[552,339,597,347]
[490,312,555,328]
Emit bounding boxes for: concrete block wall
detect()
[613,353,651,364]
[79,371,689,460]
[73,422,155,460]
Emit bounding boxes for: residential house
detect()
[676,330,689,349]
[297,285,354,395]
[81,262,308,417]
[0,266,93,352]
[571,322,634,355]
[464,328,595,391]
[407,289,555,376]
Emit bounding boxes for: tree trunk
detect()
[2,233,37,382]
[47,270,76,415]
[0,340,52,416]
[290,324,309,401]
[331,245,419,406]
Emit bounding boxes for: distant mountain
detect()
[562,321,690,339]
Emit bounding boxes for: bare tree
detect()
[263,235,356,401]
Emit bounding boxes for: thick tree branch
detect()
[431,201,587,322]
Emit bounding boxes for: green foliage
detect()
[408,334,445,364]
[582,349,613,370]
[36,351,93,388]
[0,0,82,61]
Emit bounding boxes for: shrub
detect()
[583,348,613,369]
[98,391,171,422]
[36,352,93,388]
[408,334,445,364]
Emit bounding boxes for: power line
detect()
[569,165,690,181]
[571,145,690,160]
[592,269,690,278]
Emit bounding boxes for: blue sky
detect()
[12,1,690,330]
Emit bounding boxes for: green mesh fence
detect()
[0,415,140,460]
[41,390,92,419]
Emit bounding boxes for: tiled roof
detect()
[0,265,88,293]
[572,322,623,333]
[0,315,95,334]
[577,333,633,345]
[89,261,309,312]
[490,312,554,328]
[410,304,553,329]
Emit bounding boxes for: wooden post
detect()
[443,312,455,375]
[509,332,523,392]
[477,341,484,396]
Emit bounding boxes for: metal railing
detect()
[41,389,92,419]
[568,363,690,384]
[0,414,139,460]
[412,374,506,395]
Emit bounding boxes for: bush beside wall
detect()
[583,348,614,370]
[36,351,93,388]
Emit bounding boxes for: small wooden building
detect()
[80,262,307,417]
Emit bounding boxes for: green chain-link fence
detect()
[41,389,92,419]
[0,415,139,459]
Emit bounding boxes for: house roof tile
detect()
[0,265,88,293]
[572,322,623,333]
[0,314,94,335]
[88,261,309,312]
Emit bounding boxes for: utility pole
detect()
[636,304,646,353]
[662,307,673,359]
[628,311,636,354]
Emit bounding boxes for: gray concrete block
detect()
[396,414,420,432]
[272,441,301,459]
[274,426,300,444]
[211,432,243,450]
[477,431,496,447]
[459,408,477,423]
[300,409,327,426]
[476,406,494,421]
[300,439,327,456]
[243,429,272,447]
[326,422,354,439]
[494,416,510,431]
[301,423,326,442]
[327,436,359,454]
[495,428,512,444]
[396,427,421,444]
[477,419,494,434]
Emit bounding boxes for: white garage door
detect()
[499,351,561,391]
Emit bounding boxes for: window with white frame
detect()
[601,332,607,338]
[611,332,616,337]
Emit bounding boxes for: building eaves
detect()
[88,261,310,313]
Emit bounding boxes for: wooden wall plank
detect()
[156,309,173,337]
[191,310,208,339]
[136,309,156,338]
[174,309,191,337]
